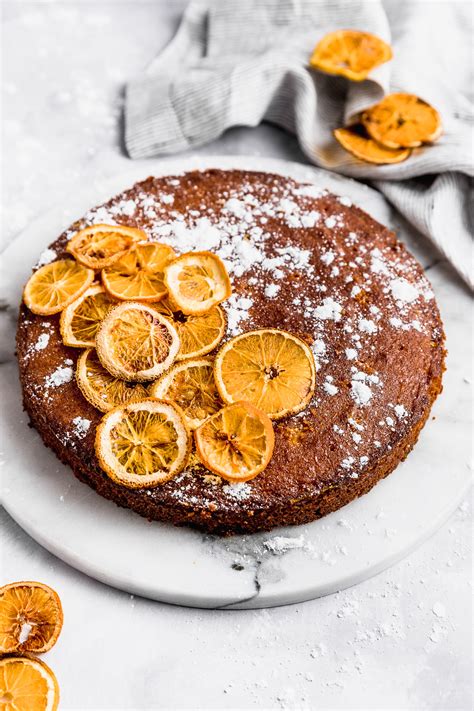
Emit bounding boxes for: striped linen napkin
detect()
[125,0,473,289]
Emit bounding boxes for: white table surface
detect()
[1,2,472,710]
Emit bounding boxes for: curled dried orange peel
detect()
[334,125,411,164]
[95,399,191,488]
[0,581,63,655]
[0,655,59,711]
[362,93,442,148]
[194,401,275,482]
[67,223,144,269]
[310,29,392,81]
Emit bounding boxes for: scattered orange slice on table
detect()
[59,284,116,347]
[214,329,316,420]
[362,93,442,148]
[194,401,274,482]
[0,656,59,711]
[102,241,176,302]
[0,581,63,655]
[66,223,144,269]
[150,358,222,430]
[310,29,392,81]
[76,348,149,413]
[334,125,411,164]
[164,251,232,315]
[156,298,226,359]
[95,399,191,488]
[23,259,94,316]
[96,302,180,381]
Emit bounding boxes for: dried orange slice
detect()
[150,359,222,429]
[310,30,392,81]
[155,298,226,359]
[23,259,94,316]
[334,125,411,164]
[214,329,316,420]
[0,656,59,711]
[102,241,176,302]
[66,223,144,269]
[164,251,232,315]
[96,302,179,381]
[362,93,442,148]
[194,401,274,482]
[76,349,149,412]
[59,284,116,347]
[0,581,63,654]
[95,399,191,488]
[0,655,60,711]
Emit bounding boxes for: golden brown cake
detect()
[16,169,445,534]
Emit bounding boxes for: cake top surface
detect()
[17,169,444,513]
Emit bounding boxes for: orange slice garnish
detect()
[310,29,392,81]
[0,656,59,711]
[59,284,116,347]
[76,349,149,413]
[96,302,180,381]
[164,251,232,315]
[214,329,316,420]
[23,259,94,316]
[150,358,222,430]
[155,298,226,360]
[102,242,176,302]
[334,125,411,164]
[66,223,144,269]
[0,581,63,655]
[194,401,274,482]
[95,399,191,488]
[362,93,442,148]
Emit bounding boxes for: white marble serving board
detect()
[0,156,471,609]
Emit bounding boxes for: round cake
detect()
[16,169,445,535]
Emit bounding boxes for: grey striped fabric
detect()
[125,0,473,288]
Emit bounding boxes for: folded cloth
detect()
[125,0,473,288]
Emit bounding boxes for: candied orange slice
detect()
[96,302,179,381]
[164,251,232,315]
[59,284,116,347]
[95,399,191,488]
[150,358,222,430]
[334,125,411,164]
[310,29,392,81]
[102,242,176,302]
[0,656,59,711]
[66,223,144,269]
[0,581,63,654]
[214,329,316,420]
[76,349,149,413]
[155,298,226,360]
[23,259,94,316]
[362,93,442,148]
[194,401,274,482]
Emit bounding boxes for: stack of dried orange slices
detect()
[0,581,63,710]
[23,224,316,488]
[309,29,442,164]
